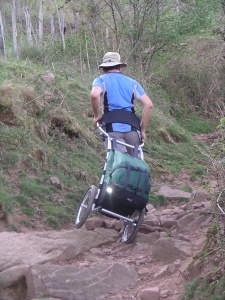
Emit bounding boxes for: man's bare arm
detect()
[90,86,102,126]
[139,94,153,140]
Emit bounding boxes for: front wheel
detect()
[121,209,145,244]
[75,185,97,228]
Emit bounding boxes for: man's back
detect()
[93,72,146,132]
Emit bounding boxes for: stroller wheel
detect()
[121,209,145,244]
[75,185,97,228]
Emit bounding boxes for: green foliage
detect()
[182,276,225,300]
[159,37,225,121]
[0,150,22,170]
[149,193,167,207]
[19,46,47,63]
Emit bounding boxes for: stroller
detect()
[75,112,150,244]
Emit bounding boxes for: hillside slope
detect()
[0,55,212,231]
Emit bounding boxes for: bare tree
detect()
[54,0,65,49]
[0,9,6,57]
[24,6,33,46]
[0,0,6,34]
[221,0,225,41]
[88,0,97,38]
[38,0,43,45]
[16,0,22,19]
[50,12,56,41]
[12,0,19,58]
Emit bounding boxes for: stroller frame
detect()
[75,122,146,244]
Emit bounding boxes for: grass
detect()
[182,276,225,300]
[148,193,168,207]
[175,113,217,134]
[0,50,214,231]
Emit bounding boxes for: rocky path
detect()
[74,191,212,300]
[0,183,214,300]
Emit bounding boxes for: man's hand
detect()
[141,130,146,141]
[93,116,101,128]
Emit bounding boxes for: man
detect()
[90,52,153,155]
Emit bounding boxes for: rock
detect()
[192,202,205,209]
[26,262,138,300]
[41,72,55,83]
[140,224,165,233]
[191,190,210,201]
[32,298,61,300]
[114,220,124,231]
[154,265,170,279]
[142,216,160,226]
[183,215,211,233]
[85,217,104,230]
[48,176,64,190]
[160,289,172,298]
[157,186,191,202]
[178,234,191,242]
[179,257,193,279]
[0,265,29,288]
[138,287,160,300]
[146,203,157,213]
[0,228,118,269]
[160,216,177,228]
[176,213,195,231]
[136,231,160,244]
[152,237,192,263]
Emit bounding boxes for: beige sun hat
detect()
[99,52,127,68]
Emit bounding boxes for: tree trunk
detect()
[16,0,22,19]
[74,11,79,32]
[12,0,19,59]
[176,0,180,12]
[50,13,56,41]
[55,1,65,49]
[89,0,97,38]
[106,26,110,47]
[0,9,6,57]
[38,0,43,45]
[24,6,33,46]
[0,0,6,35]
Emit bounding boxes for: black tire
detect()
[75,185,97,228]
[121,208,145,244]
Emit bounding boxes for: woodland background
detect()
[0,1,225,299]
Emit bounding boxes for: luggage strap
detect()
[115,164,149,197]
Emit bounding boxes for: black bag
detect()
[97,149,151,216]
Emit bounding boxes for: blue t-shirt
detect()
[92,72,145,132]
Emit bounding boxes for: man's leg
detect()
[124,131,141,156]
[104,132,127,153]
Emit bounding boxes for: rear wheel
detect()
[121,209,145,244]
[75,185,97,228]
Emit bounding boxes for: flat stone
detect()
[139,287,160,300]
[157,186,191,201]
[26,263,139,300]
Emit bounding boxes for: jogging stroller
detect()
[75,111,151,244]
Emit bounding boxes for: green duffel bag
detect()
[97,148,151,216]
